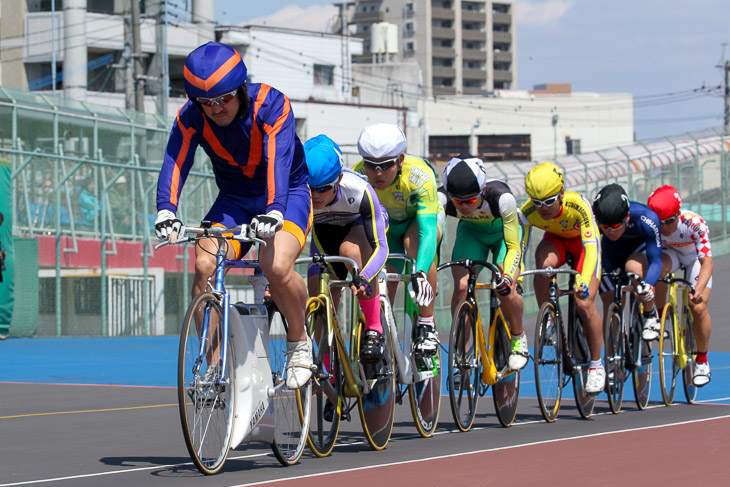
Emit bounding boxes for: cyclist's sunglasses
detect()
[197,89,238,106]
[311,183,337,193]
[363,156,399,172]
[600,221,625,230]
[661,213,680,225]
[531,193,560,208]
[451,194,481,205]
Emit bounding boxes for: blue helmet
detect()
[183,42,247,98]
[304,135,343,188]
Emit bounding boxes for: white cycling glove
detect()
[249,210,284,239]
[637,283,655,302]
[408,270,434,307]
[154,209,182,241]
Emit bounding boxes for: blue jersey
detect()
[156,83,308,215]
[601,201,663,285]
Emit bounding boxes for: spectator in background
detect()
[108,175,133,234]
[78,176,99,225]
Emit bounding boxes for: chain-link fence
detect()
[1,85,728,337]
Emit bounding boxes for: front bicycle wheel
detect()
[572,316,596,419]
[448,300,480,432]
[603,303,625,414]
[629,300,651,410]
[358,319,396,450]
[534,302,563,423]
[659,303,678,406]
[408,309,442,438]
[681,311,698,404]
[178,293,235,475]
[268,306,311,466]
[305,300,342,457]
[492,316,520,427]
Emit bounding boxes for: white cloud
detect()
[241,5,340,33]
[516,1,574,26]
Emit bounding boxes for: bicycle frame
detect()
[382,253,438,385]
[306,262,367,397]
[664,273,694,370]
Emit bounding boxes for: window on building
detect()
[476,134,531,161]
[313,64,334,85]
[429,135,469,162]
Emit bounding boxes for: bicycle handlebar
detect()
[154,224,266,251]
[659,274,696,295]
[295,254,362,280]
[437,258,501,277]
[601,268,646,286]
[386,253,418,281]
[521,267,579,278]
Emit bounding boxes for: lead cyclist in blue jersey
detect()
[303,135,389,359]
[154,41,313,389]
[592,184,663,340]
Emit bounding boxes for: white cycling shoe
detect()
[285,337,313,389]
[585,367,606,395]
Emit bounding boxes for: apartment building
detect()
[0,0,215,116]
[351,0,516,95]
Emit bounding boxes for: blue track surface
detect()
[1,336,728,404]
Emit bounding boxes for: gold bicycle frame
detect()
[661,273,693,370]
[474,282,516,386]
[307,272,364,398]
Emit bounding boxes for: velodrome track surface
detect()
[2,256,730,486]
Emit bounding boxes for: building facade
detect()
[0,0,215,116]
[351,0,516,95]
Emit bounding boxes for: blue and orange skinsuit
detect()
[156,83,312,254]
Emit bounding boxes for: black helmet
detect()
[592,183,630,226]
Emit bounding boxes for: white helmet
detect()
[357,122,407,159]
[443,154,488,196]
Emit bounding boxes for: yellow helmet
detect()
[525,162,564,199]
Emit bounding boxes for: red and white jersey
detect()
[662,210,712,258]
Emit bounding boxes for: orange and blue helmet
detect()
[183,42,247,98]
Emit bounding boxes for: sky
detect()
[214,0,729,141]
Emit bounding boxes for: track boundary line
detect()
[3,414,729,487]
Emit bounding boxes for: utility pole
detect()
[333,2,355,100]
[719,43,729,134]
[132,0,145,113]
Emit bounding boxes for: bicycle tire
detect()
[681,309,698,404]
[571,315,596,419]
[305,300,342,457]
[492,316,520,427]
[178,292,235,475]
[534,302,563,423]
[268,307,312,466]
[629,300,651,410]
[358,318,397,450]
[658,303,678,406]
[448,300,480,432]
[603,302,625,414]
[408,307,442,438]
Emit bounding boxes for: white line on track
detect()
[3,413,729,487]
